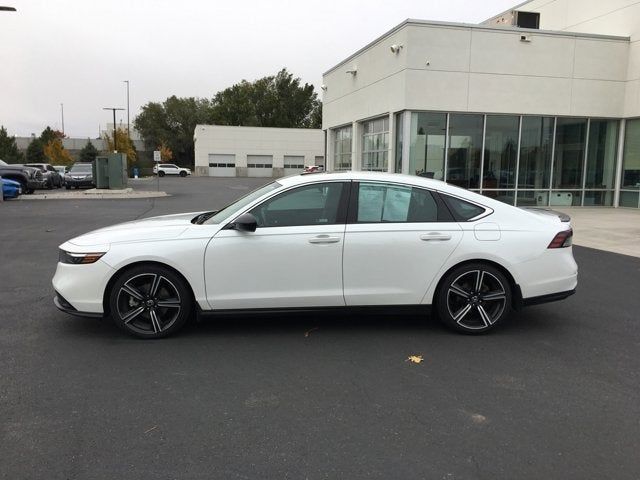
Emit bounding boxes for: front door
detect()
[204,181,350,310]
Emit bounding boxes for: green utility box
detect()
[93,154,128,189]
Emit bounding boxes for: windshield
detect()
[203,182,280,224]
[70,164,92,173]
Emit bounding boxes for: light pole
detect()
[103,107,125,152]
[60,103,64,135]
[123,80,130,138]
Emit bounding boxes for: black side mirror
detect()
[228,212,257,232]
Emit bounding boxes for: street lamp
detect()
[123,80,130,138]
[103,107,125,152]
[0,6,17,11]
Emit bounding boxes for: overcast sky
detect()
[0,0,517,138]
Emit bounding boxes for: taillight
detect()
[548,229,573,248]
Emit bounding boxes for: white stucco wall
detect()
[485,0,640,117]
[193,125,324,177]
[322,20,630,130]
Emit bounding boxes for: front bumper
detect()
[27,179,46,190]
[52,259,114,314]
[66,178,95,187]
[54,292,103,318]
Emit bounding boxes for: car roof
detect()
[277,171,510,211]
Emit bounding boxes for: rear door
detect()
[342,181,463,305]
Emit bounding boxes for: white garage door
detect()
[284,155,304,176]
[209,154,236,177]
[247,155,273,177]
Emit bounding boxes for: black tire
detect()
[158,171,165,177]
[436,263,512,334]
[66,185,71,190]
[179,171,187,177]
[109,264,192,339]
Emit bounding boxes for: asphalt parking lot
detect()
[1,176,639,479]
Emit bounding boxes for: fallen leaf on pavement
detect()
[304,327,319,337]
[406,355,423,364]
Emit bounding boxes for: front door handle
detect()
[308,235,341,244]
[420,232,452,241]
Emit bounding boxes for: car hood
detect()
[65,212,205,247]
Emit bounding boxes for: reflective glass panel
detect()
[549,190,582,207]
[518,116,553,190]
[621,119,640,189]
[362,117,389,172]
[585,120,618,189]
[553,118,587,189]
[583,190,614,206]
[395,112,403,173]
[447,114,483,189]
[619,191,640,207]
[334,126,352,171]
[409,112,446,179]
[483,115,519,190]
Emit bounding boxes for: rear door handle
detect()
[420,232,452,241]
[308,235,341,244]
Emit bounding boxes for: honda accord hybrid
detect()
[52,172,577,338]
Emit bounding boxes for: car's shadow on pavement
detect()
[56,305,566,341]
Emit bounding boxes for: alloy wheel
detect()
[446,269,507,330]
[115,273,182,336]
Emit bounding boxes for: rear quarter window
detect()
[441,194,487,221]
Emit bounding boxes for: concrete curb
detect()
[20,190,169,200]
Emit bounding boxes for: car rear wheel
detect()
[179,171,187,177]
[436,263,511,334]
[109,265,192,339]
[158,171,165,177]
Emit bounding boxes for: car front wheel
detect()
[158,171,165,177]
[109,265,192,338]
[179,171,187,177]
[436,263,511,334]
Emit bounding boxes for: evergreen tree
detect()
[79,139,99,163]
[0,126,23,163]
[26,138,46,163]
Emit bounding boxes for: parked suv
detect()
[153,164,191,177]
[65,163,95,189]
[25,163,63,188]
[0,159,45,194]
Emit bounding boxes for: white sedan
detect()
[52,172,577,338]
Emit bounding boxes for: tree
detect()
[44,139,74,166]
[79,140,99,163]
[211,69,321,128]
[0,126,23,163]
[40,126,64,145]
[103,128,137,165]
[134,96,215,166]
[159,142,173,162]
[26,138,46,163]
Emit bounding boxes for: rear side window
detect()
[355,183,451,223]
[441,194,487,221]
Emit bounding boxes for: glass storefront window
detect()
[362,117,389,171]
[619,191,640,208]
[585,119,618,189]
[483,115,519,190]
[621,119,640,190]
[447,114,483,189]
[553,118,587,189]
[409,112,446,179]
[518,116,554,191]
[333,125,352,171]
[584,190,614,206]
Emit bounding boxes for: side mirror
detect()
[229,212,257,232]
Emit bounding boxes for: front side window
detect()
[356,182,446,223]
[250,182,346,228]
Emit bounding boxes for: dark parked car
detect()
[0,159,45,194]
[65,163,95,189]
[25,163,64,189]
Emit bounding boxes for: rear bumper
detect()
[522,288,576,307]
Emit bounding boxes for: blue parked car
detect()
[2,177,22,199]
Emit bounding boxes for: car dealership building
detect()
[322,0,640,208]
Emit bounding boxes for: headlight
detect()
[59,250,106,264]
